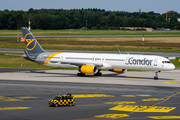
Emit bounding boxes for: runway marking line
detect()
[0,96,23,101]
[5,72,27,74]
[164,81,180,84]
[127,92,180,115]
[94,114,129,119]
[0,107,31,110]
[105,101,136,105]
[142,98,166,101]
[74,94,114,98]
[137,95,151,97]
[0,96,40,101]
[77,104,105,107]
[109,105,176,113]
[121,94,151,97]
[126,78,146,80]
[147,116,180,119]
[14,96,39,100]
[121,95,136,97]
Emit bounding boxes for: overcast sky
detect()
[1,0,179,14]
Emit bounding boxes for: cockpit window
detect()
[162,61,171,63]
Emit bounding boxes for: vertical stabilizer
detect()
[21,27,44,54]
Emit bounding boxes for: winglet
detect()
[118,49,121,54]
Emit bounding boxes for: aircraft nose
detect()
[171,64,175,70]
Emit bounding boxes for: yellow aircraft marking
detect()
[105,101,136,105]
[74,94,114,98]
[0,107,31,110]
[147,116,180,119]
[0,96,23,101]
[164,81,180,84]
[26,39,35,46]
[43,52,63,65]
[24,33,37,50]
[5,72,26,74]
[109,105,176,113]
[14,96,39,99]
[95,114,129,119]
[142,98,166,101]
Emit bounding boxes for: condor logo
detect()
[24,33,36,50]
[128,57,153,65]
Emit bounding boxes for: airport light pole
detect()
[142,33,144,44]
[28,18,31,31]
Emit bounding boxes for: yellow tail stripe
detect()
[43,52,62,65]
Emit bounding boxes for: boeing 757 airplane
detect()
[21,27,175,80]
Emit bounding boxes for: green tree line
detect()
[0,8,180,30]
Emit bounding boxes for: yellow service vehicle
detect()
[48,94,75,107]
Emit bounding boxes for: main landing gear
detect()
[94,70,102,76]
[154,71,160,80]
[77,70,102,76]
[77,73,85,76]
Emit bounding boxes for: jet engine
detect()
[109,69,126,73]
[78,65,98,74]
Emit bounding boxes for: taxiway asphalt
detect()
[0,68,180,120]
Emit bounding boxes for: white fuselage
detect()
[42,52,175,71]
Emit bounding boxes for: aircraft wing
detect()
[61,61,103,67]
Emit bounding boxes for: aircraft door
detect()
[154,58,158,66]
[60,56,63,62]
[125,56,129,65]
[38,54,42,59]
[94,57,96,62]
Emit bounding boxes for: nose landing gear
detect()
[154,71,160,80]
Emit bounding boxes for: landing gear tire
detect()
[77,73,85,76]
[94,72,102,76]
[154,77,158,80]
[94,70,102,76]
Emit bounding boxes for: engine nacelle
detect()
[109,69,126,73]
[79,65,98,74]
